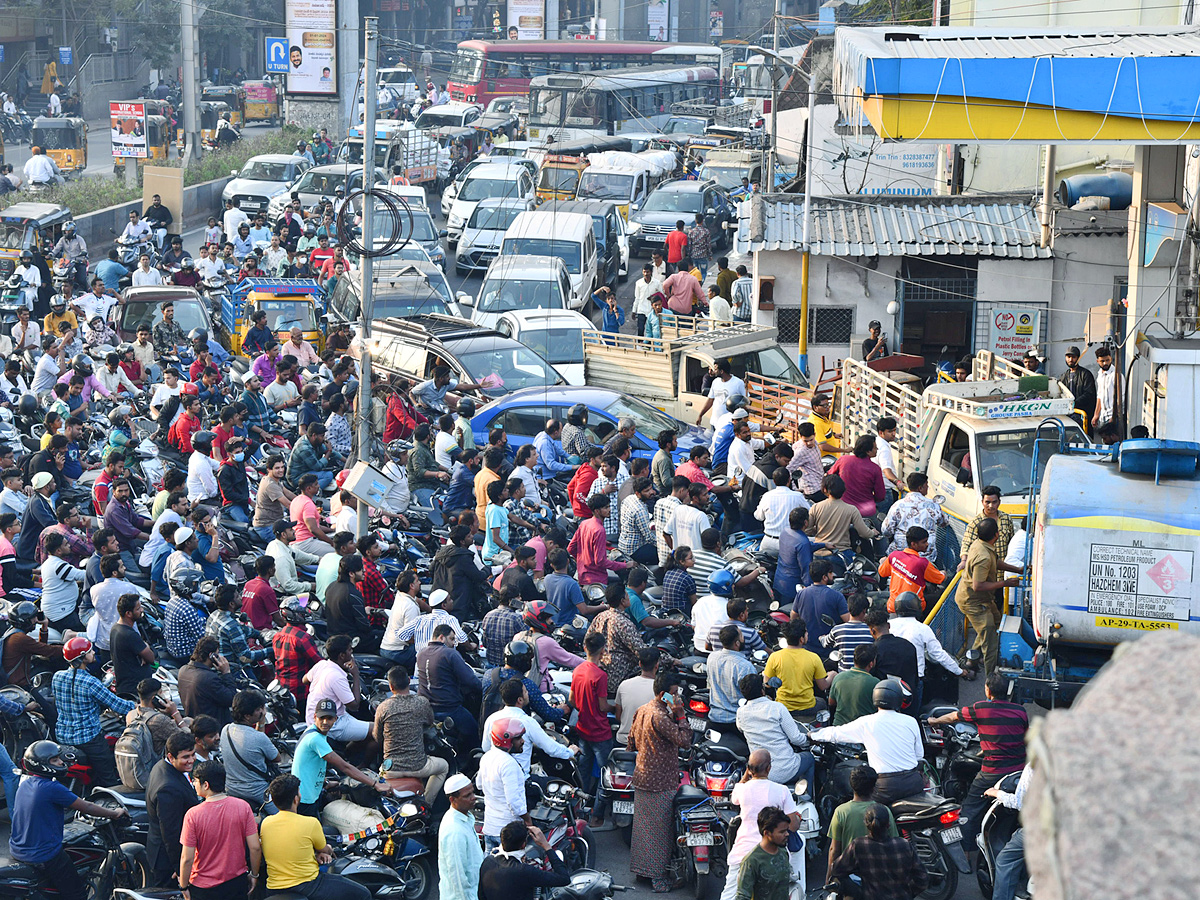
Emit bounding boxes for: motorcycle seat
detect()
[384,777,425,796]
[355,654,393,672]
[891,793,956,817]
[94,787,147,805]
[608,750,637,764]
[674,785,710,808]
[0,862,39,883]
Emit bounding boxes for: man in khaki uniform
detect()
[955,517,1022,677]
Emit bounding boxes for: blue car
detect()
[471,386,710,465]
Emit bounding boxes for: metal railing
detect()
[68,51,149,89]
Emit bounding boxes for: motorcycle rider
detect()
[478,717,532,850]
[9,741,129,900]
[809,678,925,805]
[11,305,39,354]
[23,145,62,187]
[143,193,174,250]
[78,276,118,324]
[159,235,187,272]
[53,636,137,784]
[214,110,239,147]
[50,222,87,292]
[120,208,153,248]
[13,249,40,311]
[205,583,271,681]
[291,698,389,816]
[736,672,816,790]
[479,820,571,900]
[888,590,964,713]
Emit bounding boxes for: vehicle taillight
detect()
[689,699,709,715]
[602,769,634,791]
[940,809,960,826]
[705,775,731,793]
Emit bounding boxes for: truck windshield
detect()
[976,426,1087,497]
[449,339,562,395]
[340,141,390,168]
[576,172,634,201]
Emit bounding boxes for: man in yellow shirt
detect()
[807,394,841,456]
[763,618,834,720]
[259,774,369,900]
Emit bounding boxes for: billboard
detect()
[647,0,668,41]
[285,0,337,96]
[507,0,544,39]
[110,101,147,159]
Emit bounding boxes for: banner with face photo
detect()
[285,0,337,96]
[507,0,544,39]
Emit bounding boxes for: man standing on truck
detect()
[862,321,890,362]
[1060,346,1096,431]
[955,517,1021,679]
[695,360,746,429]
[807,394,841,456]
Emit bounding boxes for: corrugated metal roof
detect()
[735,194,1052,258]
[836,27,1200,62]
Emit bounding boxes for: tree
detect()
[113,0,181,71]
[199,0,283,74]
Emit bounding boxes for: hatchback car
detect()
[455,197,536,275]
[115,287,218,344]
[629,178,735,257]
[494,309,596,386]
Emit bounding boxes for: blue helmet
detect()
[707,568,736,597]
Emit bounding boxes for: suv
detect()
[446,161,536,243]
[327,259,467,327]
[368,314,565,400]
[414,102,482,131]
[267,164,387,220]
[629,179,735,257]
[222,154,310,217]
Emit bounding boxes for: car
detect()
[267,164,388,220]
[446,161,537,244]
[368,199,446,269]
[541,199,630,290]
[377,66,420,102]
[221,154,310,217]
[115,286,218,344]
[455,197,536,276]
[470,385,710,464]
[477,99,523,140]
[327,261,458,328]
[629,178,735,257]
[487,140,547,161]
[501,210,599,310]
[440,155,539,219]
[414,101,482,131]
[378,182,429,211]
[467,255,572,330]
[494,309,597,386]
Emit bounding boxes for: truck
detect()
[338,123,440,184]
[840,352,1086,533]
[699,148,765,191]
[575,149,678,219]
[581,317,815,425]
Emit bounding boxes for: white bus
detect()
[528,64,720,143]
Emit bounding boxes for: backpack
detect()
[115,708,166,790]
[479,666,507,723]
[0,627,23,687]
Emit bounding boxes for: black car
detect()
[629,179,735,257]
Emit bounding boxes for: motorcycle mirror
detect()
[820,614,835,627]
[769,600,779,611]
[706,729,721,742]
[572,615,588,630]
[752,649,767,662]
[827,649,842,664]
[815,710,831,725]
[794,778,808,796]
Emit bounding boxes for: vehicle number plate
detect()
[612,801,635,815]
[688,717,707,731]
[942,826,962,844]
[686,832,715,846]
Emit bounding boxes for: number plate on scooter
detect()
[688,717,707,731]
[941,826,962,844]
[686,832,715,846]
[612,801,635,815]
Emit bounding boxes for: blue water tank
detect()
[1117,439,1200,480]
[1057,172,1134,210]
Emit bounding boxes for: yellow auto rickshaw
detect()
[132,98,173,120]
[225,277,325,357]
[201,85,247,128]
[243,80,280,126]
[179,100,230,149]
[31,116,87,176]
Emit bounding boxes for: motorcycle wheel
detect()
[115,845,150,890]
[917,852,958,900]
[401,856,435,900]
[976,865,995,900]
[693,869,710,900]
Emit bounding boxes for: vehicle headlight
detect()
[449,214,464,228]
[430,246,444,259]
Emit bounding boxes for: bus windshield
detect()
[529,88,565,125]
[576,172,634,201]
[450,49,485,84]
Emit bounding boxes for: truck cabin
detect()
[676,327,807,405]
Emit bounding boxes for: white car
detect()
[494,309,597,386]
[455,197,536,276]
[378,66,419,102]
[464,255,572,329]
[221,154,310,217]
[439,155,538,218]
[414,101,482,131]
[446,161,536,243]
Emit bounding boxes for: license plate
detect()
[686,832,715,846]
[612,800,635,815]
[688,717,706,731]
[942,825,962,844]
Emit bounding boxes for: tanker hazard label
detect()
[1087,544,1194,622]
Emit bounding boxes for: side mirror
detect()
[438,229,448,238]
[820,614,835,627]
[457,291,474,307]
[230,169,237,176]
[706,207,715,215]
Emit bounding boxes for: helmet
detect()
[319,195,331,205]
[71,354,93,376]
[280,596,307,625]
[222,111,231,121]
[18,251,31,264]
[335,185,345,195]
[192,431,215,453]
[63,636,93,663]
[182,257,195,269]
[108,405,133,426]
[7,600,39,631]
[170,569,205,600]
[50,295,66,309]
[387,439,412,459]
[522,600,553,635]
[489,716,526,751]
[18,393,37,419]
[188,328,209,344]
[22,741,69,777]
[296,140,306,150]
[894,591,922,618]
[872,678,909,711]
[304,221,316,235]
[312,132,321,141]
[180,381,200,397]
[725,394,749,413]
[456,398,475,418]
[503,639,533,673]
[707,568,736,597]
[567,403,588,425]
[117,342,135,357]
[63,222,76,235]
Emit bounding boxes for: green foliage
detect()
[845,0,933,25]
[199,0,284,71]
[169,126,305,186]
[113,0,181,71]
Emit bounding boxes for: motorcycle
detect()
[114,235,155,270]
[528,778,597,872]
[891,793,971,900]
[0,812,146,899]
[329,825,435,900]
[973,770,1027,900]
[671,783,727,900]
[921,709,982,802]
[599,747,637,846]
[549,867,627,900]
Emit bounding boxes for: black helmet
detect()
[894,591,922,618]
[170,568,205,600]
[872,678,908,711]
[108,404,133,426]
[18,250,31,264]
[724,394,749,413]
[23,740,69,777]
[18,393,37,419]
[71,354,93,376]
[504,639,533,673]
[188,328,209,344]
[567,403,588,425]
[192,431,215,453]
[456,398,475,418]
[8,600,39,631]
[280,596,307,625]
[296,140,306,150]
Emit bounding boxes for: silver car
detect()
[221,154,309,217]
[455,197,534,275]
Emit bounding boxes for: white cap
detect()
[30,471,53,491]
[428,588,449,607]
[174,526,195,545]
[731,408,749,420]
[444,773,472,796]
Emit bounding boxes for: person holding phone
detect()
[862,321,890,362]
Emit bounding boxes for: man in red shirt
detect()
[241,556,282,629]
[357,533,392,611]
[118,344,145,388]
[92,451,125,517]
[664,219,688,268]
[273,598,324,704]
[570,630,613,828]
[179,760,261,898]
[168,395,203,454]
[211,406,242,462]
[567,447,604,519]
[567,495,628,587]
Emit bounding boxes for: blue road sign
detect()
[58,46,72,66]
[0,47,6,64]
[265,37,289,74]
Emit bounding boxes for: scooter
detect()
[0,812,144,900]
[973,770,1028,900]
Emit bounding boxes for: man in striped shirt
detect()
[827,594,874,672]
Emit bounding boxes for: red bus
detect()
[446,40,722,105]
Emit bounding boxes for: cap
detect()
[444,773,472,796]
[30,472,53,490]
[174,526,195,544]
[272,519,296,536]
[428,588,449,607]
[1066,345,1081,356]
[731,408,749,420]
[314,698,338,717]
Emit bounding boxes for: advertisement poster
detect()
[988,307,1041,357]
[647,0,668,41]
[110,101,147,159]
[709,10,723,36]
[285,0,337,96]
[507,0,545,40]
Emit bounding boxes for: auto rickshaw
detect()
[243,80,280,126]
[201,85,247,128]
[0,202,72,309]
[115,115,170,176]
[132,98,173,120]
[179,100,230,149]
[31,116,88,177]
[224,277,324,357]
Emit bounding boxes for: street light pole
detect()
[767,0,781,187]
[180,0,202,165]
[355,16,379,541]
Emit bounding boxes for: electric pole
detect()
[181,0,202,165]
[354,16,378,540]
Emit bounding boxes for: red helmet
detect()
[489,717,526,751]
[522,601,552,635]
[335,468,351,489]
[180,381,200,397]
[63,636,92,663]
